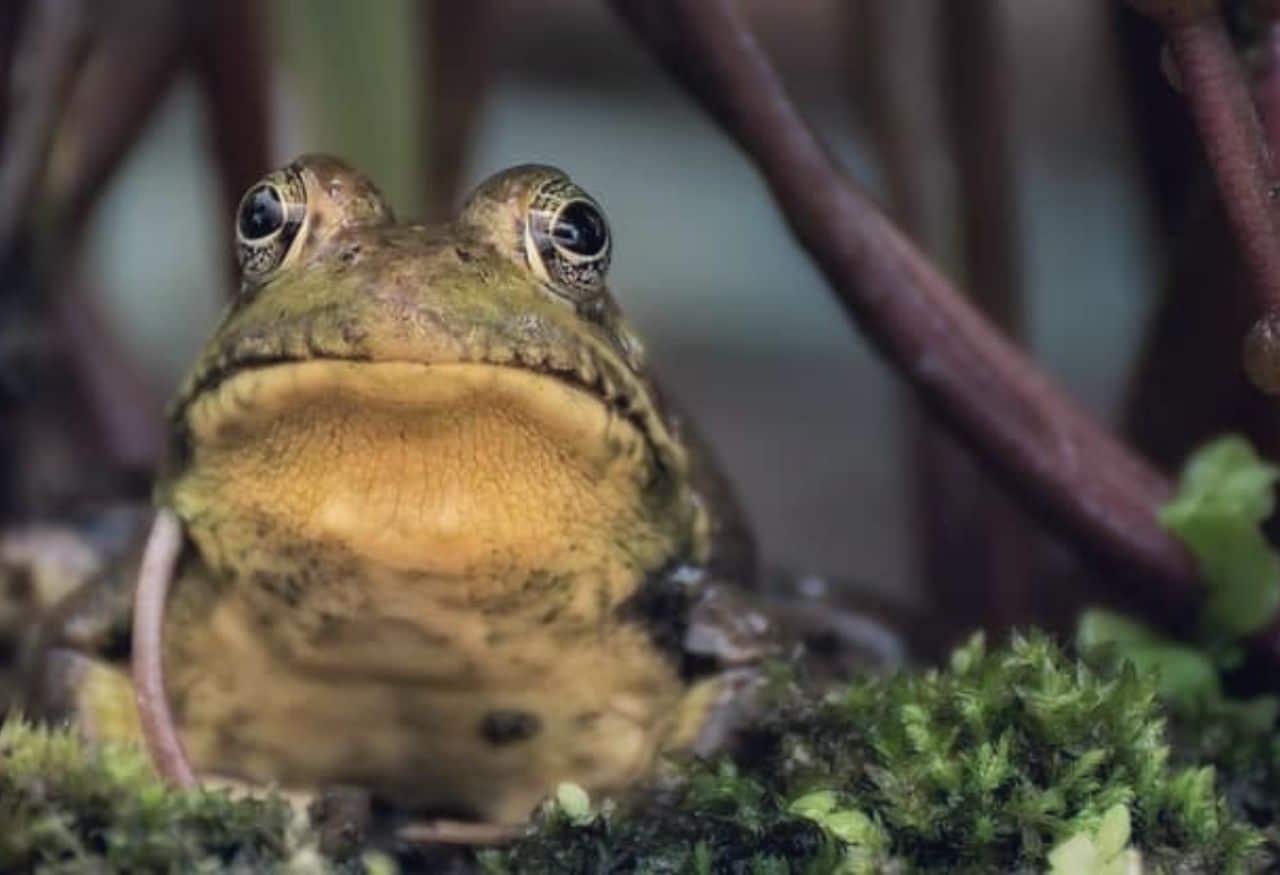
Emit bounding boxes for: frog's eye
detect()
[524,179,611,303]
[235,169,307,283]
[239,185,284,240]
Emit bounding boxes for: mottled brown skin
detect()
[97,155,756,824]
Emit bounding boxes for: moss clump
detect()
[0,718,342,873]
[487,634,1263,873]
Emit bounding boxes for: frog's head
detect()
[165,155,706,575]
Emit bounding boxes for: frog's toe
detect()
[31,648,143,747]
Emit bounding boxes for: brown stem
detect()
[131,509,196,790]
[857,1,971,647]
[1127,176,1280,467]
[0,1,32,158]
[44,7,186,248]
[940,1,1035,636]
[1253,0,1280,156]
[419,0,495,222]
[607,0,1200,631]
[1113,2,1200,238]
[0,0,92,266]
[187,0,272,291]
[1136,2,1280,312]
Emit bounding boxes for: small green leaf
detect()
[1094,804,1130,860]
[790,792,883,849]
[555,782,592,825]
[1047,833,1097,875]
[1159,436,1280,639]
[1077,610,1221,708]
[789,791,837,819]
[690,842,712,875]
[822,810,879,846]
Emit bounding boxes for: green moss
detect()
[2,636,1268,872]
[0,718,356,873]
[488,634,1263,874]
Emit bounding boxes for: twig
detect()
[607,0,1201,631]
[855,1,1028,650]
[1127,1,1280,313]
[1251,0,1280,166]
[187,1,271,253]
[419,0,495,221]
[186,0,271,293]
[43,6,186,250]
[0,0,92,267]
[940,0,1034,635]
[131,508,196,790]
[0,1,32,158]
[1128,177,1280,467]
[1113,2,1200,238]
[1112,3,1280,466]
[397,819,520,847]
[856,1,976,651]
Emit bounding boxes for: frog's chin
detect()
[181,359,659,479]
[172,359,693,577]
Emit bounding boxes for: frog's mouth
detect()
[169,357,705,596]
[173,351,686,482]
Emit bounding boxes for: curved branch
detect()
[187,0,271,291]
[1252,0,1280,158]
[44,7,186,250]
[607,0,1201,630]
[131,508,196,790]
[1134,1,1280,315]
[0,0,91,267]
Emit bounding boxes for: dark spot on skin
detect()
[479,710,542,746]
[454,245,474,263]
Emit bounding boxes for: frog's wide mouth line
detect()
[179,358,682,474]
[172,328,680,463]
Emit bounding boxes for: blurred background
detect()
[4,1,1228,648]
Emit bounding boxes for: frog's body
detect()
[52,156,764,824]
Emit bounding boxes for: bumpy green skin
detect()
[487,634,1264,874]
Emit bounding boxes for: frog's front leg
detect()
[2,512,146,717]
[35,647,144,747]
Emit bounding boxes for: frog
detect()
[29,154,782,827]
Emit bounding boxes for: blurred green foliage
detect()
[273,0,424,216]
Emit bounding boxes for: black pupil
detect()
[239,185,284,240]
[552,201,607,256]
